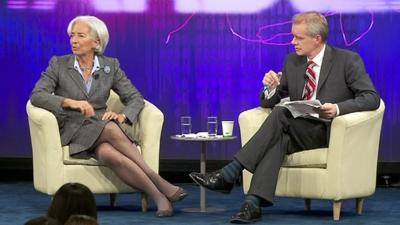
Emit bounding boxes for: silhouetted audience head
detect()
[47,183,97,224]
[24,216,60,225]
[64,215,98,225]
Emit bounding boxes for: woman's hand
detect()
[102,111,126,124]
[62,98,95,117]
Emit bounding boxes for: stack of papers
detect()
[277,99,322,118]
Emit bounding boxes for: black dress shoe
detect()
[230,202,261,224]
[189,170,234,194]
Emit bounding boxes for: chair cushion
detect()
[62,145,142,166]
[281,148,328,168]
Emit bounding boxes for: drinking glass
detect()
[180,116,192,135]
[207,116,218,136]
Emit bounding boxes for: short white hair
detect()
[67,16,109,54]
[293,11,328,43]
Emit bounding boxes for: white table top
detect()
[171,134,237,142]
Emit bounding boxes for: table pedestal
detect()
[170,135,237,213]
[182,142,225,213]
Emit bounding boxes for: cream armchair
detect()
[26,90,164,212]
[239,100,385,220]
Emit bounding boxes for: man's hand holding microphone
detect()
[262,70,282,93]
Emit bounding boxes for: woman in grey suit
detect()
[30,16,186,217]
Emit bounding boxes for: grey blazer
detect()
[260,45,380,114]
[30,54,145,146]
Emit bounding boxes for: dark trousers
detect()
[235,106,330,204]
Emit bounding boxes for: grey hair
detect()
[292,11,328,42]
[67,16,109,54]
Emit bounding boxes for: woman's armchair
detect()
[26,90,164,211]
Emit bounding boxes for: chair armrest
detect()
[136,100,163,173]
[238,107,272,147]
[327,100,385,166]
[26,100,65,193]
[326,100,385,195]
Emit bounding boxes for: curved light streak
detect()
[226,12,337,46]
[165,13,196,44]
[226,15,292,45]
[166,11,374,47]
[340,10,375,46]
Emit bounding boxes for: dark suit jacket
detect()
[260,45,380,114]
[30,54,145,146]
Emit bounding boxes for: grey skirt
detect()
[68,119,135,159]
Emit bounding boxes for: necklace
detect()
[79,64,93,72]
[77,57,94,72]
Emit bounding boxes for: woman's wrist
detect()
[120,113,127,123]
[62,98,73,108]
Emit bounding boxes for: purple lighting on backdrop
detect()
[92,0,147,12]
[7,0,55,10]
[32,0,55,10]
[7,0,400,12]
[175,0,277,14]
[227,15,293,46]
[175,0,400,14]
[340,11,375,46]
[166,11,375,47]
[165,13,196,44]
[6,0,148,11]
[7,0,28,9]
[292,0,400,12]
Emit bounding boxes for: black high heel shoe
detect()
[167,187,188,202]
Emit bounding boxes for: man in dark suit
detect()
[190,11,380,223]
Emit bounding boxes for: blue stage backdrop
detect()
[0,0,399,161]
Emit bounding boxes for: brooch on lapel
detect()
[104,65,111,74]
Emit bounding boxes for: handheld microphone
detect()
[263,72,282,92]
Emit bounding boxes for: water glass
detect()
[180,116,192,135]
[207,116,218,136]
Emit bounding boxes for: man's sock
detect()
[244,194,261,208]
[221,159,244,183]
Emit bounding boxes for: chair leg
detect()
[356,198,364,215]
[141,193,148,212]
[110,193,117,207]
[304,199,311,211]
[332,200,341,221]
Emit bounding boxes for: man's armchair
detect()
[239,100,385,220]
[26,90,164,212]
